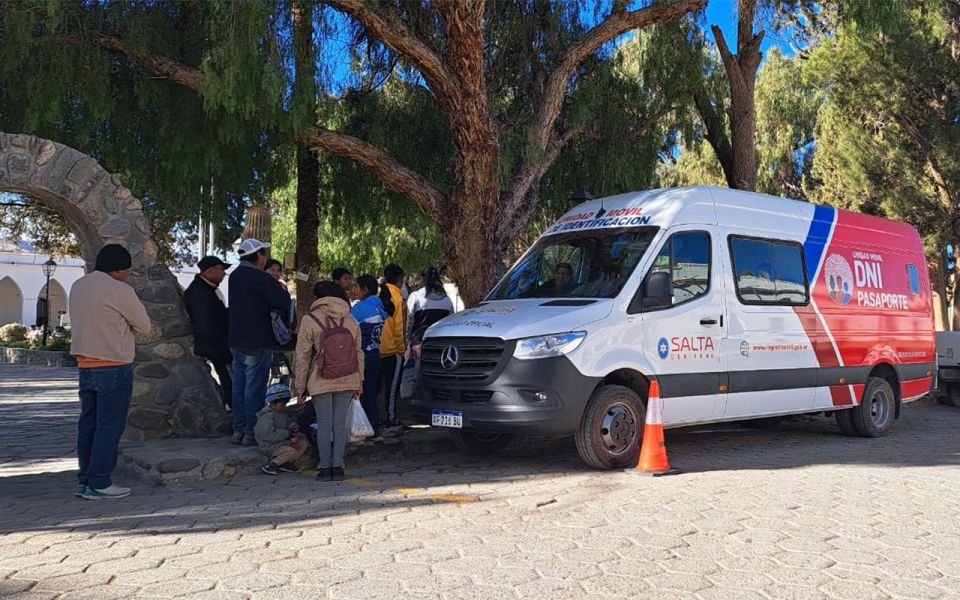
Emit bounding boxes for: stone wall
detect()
[0,132,229,440]
[0,346,77,368]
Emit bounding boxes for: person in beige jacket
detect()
[294,281,364,481]
[69,244,151,500]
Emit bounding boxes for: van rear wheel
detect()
[448,430,515,455]
[575,385,645,470]
[851,376,896,437]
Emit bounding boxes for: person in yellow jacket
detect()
[379,264,407,428]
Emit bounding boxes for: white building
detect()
[0,239,220,327]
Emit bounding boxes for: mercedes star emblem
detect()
[440,345,460,370]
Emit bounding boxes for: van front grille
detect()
[421,338,505,383]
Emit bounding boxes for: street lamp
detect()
[41,258,57,347]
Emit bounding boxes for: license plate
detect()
[432,410,463,428]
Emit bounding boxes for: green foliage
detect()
[0,1,281,261]
[657,142,726,189]
[0,322,27,343]
[33,330,70,352]
[755,49,818,199]
[802,4,960,257]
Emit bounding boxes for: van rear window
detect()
[729,237,809,306]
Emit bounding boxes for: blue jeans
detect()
[231,349,273,434]
[77,364,133,490]
[359,349,382,433]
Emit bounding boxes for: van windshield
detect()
[489,227,658,300]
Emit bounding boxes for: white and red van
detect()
[413,186,936,469]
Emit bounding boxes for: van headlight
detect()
[513,332,587,360]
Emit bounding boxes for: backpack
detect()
[306,313,359,379]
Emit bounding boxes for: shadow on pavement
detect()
[2,362,959,541]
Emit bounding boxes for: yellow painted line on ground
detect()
[392,487,425,495]
[344,478,380,487]
[428,494,480,504]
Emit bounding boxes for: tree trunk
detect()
[727,73,758,191]
[442,211,500,308]
[711,0,763,192]
[295,146,320,320]
[444,142,502,306]
[293,0,320,322]
[934,263,951,331]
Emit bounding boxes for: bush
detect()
[25,329,71,352]
[44,336,71,352]
[0,323,28,343]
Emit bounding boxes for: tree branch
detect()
[893,112,956,215]
[496,122,590,246]
[534,0,706,153]
[501,0,706,230]
[57,32,447,219]
[320,0,457,103]
[301,128,446,219]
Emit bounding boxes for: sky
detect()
[319,1,801,96]
[706,0,799,58]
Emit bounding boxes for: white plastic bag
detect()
[347,397,374,442]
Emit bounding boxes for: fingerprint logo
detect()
[824,253,854,305]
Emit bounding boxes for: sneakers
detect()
[277,463,300,473]
[331,467,345,482]
[316,467,332,482]
[230,431,244,445]
[80,484,131,500]
[241,434,257,447]
[74,485,87,498]
[261,462,280,476]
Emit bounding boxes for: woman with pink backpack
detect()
[294,281,364,482]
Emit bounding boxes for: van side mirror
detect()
[640,271,672,310]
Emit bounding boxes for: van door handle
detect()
[700,318,718,326]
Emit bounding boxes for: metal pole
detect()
[42,270,50,347]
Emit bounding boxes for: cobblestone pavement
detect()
[2,363,960,600]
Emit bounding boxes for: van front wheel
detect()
[575,385,645,470]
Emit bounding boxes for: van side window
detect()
[729,237,809,305]
[634,231,710,312]
[907,264,921,295]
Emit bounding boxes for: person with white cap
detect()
[227,238,291,445]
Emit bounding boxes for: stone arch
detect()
[0,132,228,440]
[37,278,67,328]
[0,276,23,325]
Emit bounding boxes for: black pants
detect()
[380,354,405,423]
[211,359,233,409]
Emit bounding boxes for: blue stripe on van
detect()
[803,205,836,280]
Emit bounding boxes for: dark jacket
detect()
[254,406,296,455]
[183,275,231,363]
[227,261,292,352]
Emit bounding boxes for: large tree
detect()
[2,0,705,305]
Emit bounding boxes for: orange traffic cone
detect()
[627,380,679,476]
